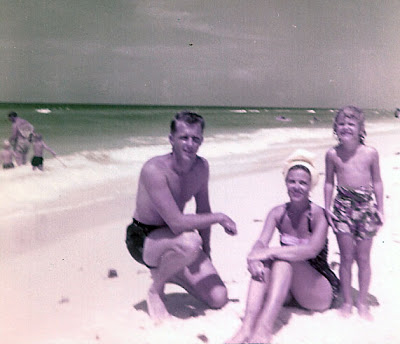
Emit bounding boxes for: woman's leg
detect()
[250,260,293,343]
[290,261,333,311]
[336,233,356,316]
[355,238,374,320]
[226,263,272,344]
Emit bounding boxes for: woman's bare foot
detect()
[248,325,272,344]
[147,288,171,324]
[225,325,251,343]
[338,303,353,318]
[357,303,373,321]
[248,331,272,344]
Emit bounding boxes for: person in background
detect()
[0,139,16,169]
[31,132,57,171]
[8,111,34,166]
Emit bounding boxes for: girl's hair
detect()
[333,105,366,144]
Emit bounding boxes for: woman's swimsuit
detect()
[278,202,340,306]
[125,218,163,268]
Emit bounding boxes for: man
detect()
[8,111,34,165]
[126,111,237,323]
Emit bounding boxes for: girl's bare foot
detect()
[338,303,353,318]
[357,303,373,321]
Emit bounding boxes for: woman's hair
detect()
[170,111,205,134]
[333,105,366,144]
[288,164,311,176]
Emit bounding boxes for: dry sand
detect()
[1,131,400,344]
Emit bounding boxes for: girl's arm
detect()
[248,205,328,262]
[370,148,384,220]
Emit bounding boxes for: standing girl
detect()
[324,105,384,320]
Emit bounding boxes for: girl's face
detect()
[285,168,311,202]
[335,114,361,143]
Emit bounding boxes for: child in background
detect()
[1,139,16,169]
[324,105,384,321]
[31,132,57,171]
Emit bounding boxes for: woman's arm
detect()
[324,149,338,228]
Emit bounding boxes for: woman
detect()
[227,150,339,344]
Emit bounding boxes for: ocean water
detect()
[0,103,397,215]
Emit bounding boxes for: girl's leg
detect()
[226,263,271,344]
[355,238,374,320]
[336,233,355,316]
[250,260,293,343]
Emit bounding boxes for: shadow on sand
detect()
[134,292,239,319]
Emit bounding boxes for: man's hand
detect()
[219,214,237,235]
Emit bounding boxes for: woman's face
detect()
[285,168,311,202]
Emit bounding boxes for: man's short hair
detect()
[8,111,18,119]
[170,111,205,134]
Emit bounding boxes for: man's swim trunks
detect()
[125,218,162,268]
[3,162,14,169]
[31,156,44,167]
[333,186,381,240]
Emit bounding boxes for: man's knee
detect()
[176,231,203,256]
[206,284,228,309]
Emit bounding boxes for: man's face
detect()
[169,121,203,162]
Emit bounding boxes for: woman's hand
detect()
[247,259,265,281]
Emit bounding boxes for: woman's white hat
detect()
[282,149,319,188]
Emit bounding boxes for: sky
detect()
[1,0,399,108]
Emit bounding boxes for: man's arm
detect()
[194,166,212,256]
[142,160,236,236]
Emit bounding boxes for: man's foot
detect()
[357,303,374,321]
[338,303,353,318]
[147,288,171,324]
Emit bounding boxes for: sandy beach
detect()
[1,129,400,344]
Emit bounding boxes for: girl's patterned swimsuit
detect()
[333,186,381,240]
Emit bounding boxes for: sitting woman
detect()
[227,150,339,344]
